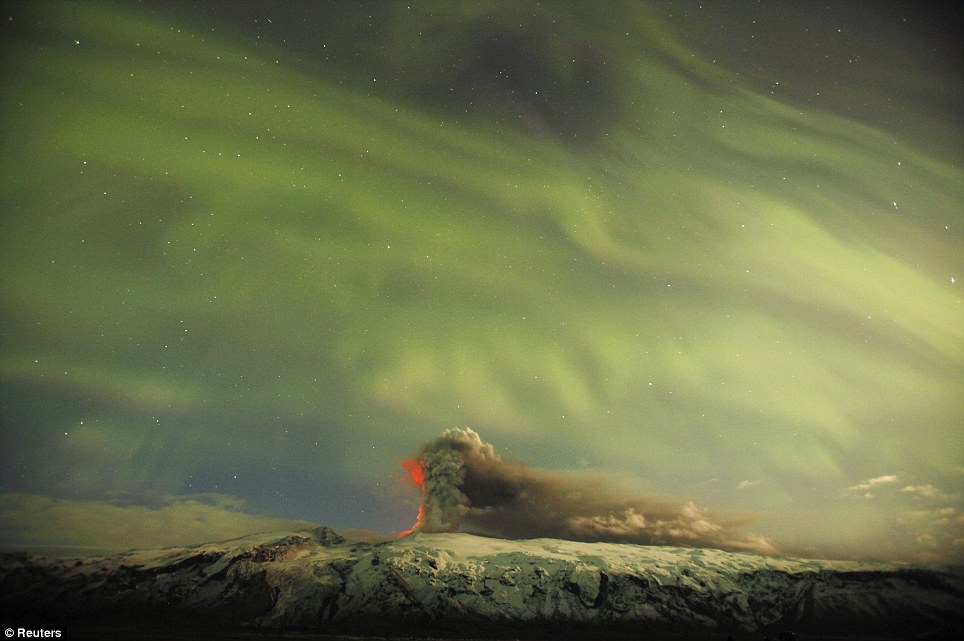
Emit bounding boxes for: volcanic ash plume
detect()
[400,427,777,555]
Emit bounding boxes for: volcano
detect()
[2,526,962,640]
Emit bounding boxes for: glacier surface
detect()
[2,527,962,639]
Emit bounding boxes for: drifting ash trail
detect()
[398,427,778,555]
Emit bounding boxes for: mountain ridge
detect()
[2,526,962,640]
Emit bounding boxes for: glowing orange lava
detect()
[398,457,426,536]
[401,457,425,488]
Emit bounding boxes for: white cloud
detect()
[894,505,964,563]
[915,533,938,548]
[736,480,759,490]
[901,484,940,498]
[847,474,898,493]
[900,484,959,501]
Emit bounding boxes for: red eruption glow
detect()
[398,457,426,537]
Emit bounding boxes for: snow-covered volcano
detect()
[2,527,962,639]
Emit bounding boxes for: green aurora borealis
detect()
[1,0,961,561]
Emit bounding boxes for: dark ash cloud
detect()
[402,427,777,555]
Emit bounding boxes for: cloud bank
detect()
[0,493,317,554]
[401,428,777,555]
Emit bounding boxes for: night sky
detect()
[1,0,961,562]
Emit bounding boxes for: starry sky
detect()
[1,0,961,562]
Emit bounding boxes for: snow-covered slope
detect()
[2,527,962,639]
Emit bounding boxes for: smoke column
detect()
[400,427,777,555]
